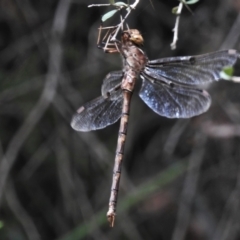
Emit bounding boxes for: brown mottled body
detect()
[107,30,148,227]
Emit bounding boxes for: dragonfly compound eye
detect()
[129,30,144,45]
[130,36,144,45]
[122,29,144,45]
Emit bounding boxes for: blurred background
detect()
[0,0,240,239]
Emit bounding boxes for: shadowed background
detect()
[0,0,240,239]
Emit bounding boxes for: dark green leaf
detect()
[184,0,199,5]
[0,221,4,229]
[172,6,179,14]
[220,66,234,80]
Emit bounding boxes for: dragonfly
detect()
[71,29,239,227]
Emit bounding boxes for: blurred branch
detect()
[194,193,217,239]
[163,119,190,155]
[171,133,206,240]
[52,92,113,168]
[18,133,55,180]
[0,0,72,203]
[58,161,188,240]
[54,135,108,240]
[212,159,240,240]
[13,0,49,64]
[0,139,3,162]
[0,21,51,66]
[0,76,44,102]
[5,180,41,240]
[202,122,240,138]
[117,212,144,240]
[220,13,240,49]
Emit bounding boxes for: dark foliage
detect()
[0,0,240,239]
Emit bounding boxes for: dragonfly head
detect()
[122,29,144,46]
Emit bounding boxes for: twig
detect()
[110,0,140,41]
[88,0,140,42]
[88,4,111,8]
[230,76,240,82]
[170,2,183,50]
[88,0,139,9]
[110,9,132,41]
[131,0,140,9]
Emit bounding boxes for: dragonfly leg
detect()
[98,41,121,53]
[97,24,121,53]
[98,46,119,53]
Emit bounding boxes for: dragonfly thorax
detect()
[121,30,148,73]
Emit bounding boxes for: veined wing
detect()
[101,71,123,97]
[146,50,238,85]
[71,71,123,132]
[71,90,123,131]
[139,73,211,118]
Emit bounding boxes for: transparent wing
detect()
[146,50,238,85]
[139,73,211,118]
[71,90,123,132]
[71,71,123,132]
[71,89,123,132]
[101,71,123,97]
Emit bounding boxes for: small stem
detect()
[88,4,111,8]
[90,0,141,42]
[130,0,139,9]
[110,9,132,41]
[170,2,183,50]
[231,76,240,82]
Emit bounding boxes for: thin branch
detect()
[170,2,183,50]
[88,0,139,9]
[131,0,139,9]
[88,0,140,42]
[88,3,111,8]
[230,76,240,82]
[163,119,189,155]
[220,13,240,50]
[110,9,132,41]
